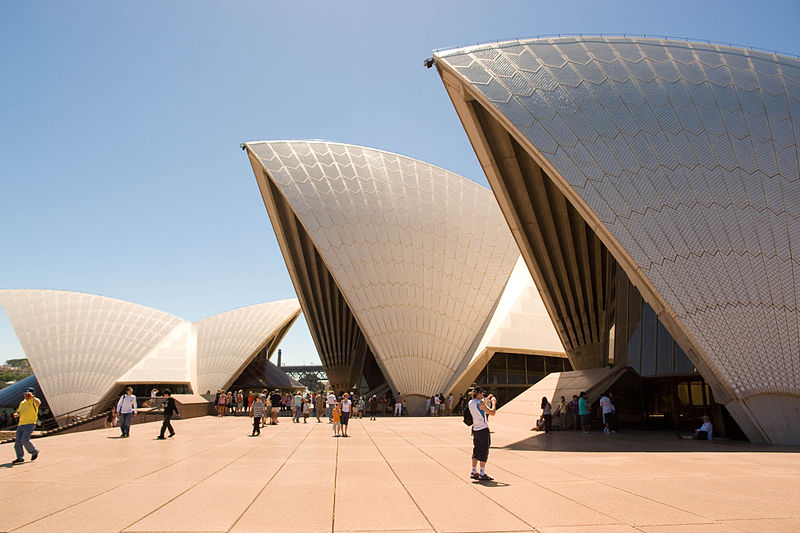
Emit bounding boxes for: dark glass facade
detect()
[473,352,572,406]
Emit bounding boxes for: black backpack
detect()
[463,402,473,426]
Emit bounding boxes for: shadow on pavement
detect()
[498,429,800,453]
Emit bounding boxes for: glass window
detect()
[674,345,694,374]
[690,381,707,407]
[487,354,507,384]
[641,303,657,376]
[507,355,527,384]
[526,356,545,375]
[656,322,674,375]
[677,382,691,406]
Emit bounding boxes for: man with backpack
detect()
[11,387,41,464]
[464,387,496,481]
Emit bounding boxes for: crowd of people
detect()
[532,391,618,434]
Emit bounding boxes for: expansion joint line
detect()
[375,419,536,531]
[11,420,272,532]
[359,420,438,533]
[331,434,339,533]
[229,422,317,532]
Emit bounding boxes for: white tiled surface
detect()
[248,141,520,397]
[436,37,800,400]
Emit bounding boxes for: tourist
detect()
[293,391,303,423]
[438,393,445,416]
[250,394,266,436]
[332,402,342,437]
[554,396,566,430]
[468,388,496,481]
[568,395,579,431]
[247,391,254,412]
[678,416,713,440]
[540,397,552,432]
[269,389,282,425]
[326,391,336,422]
[607,392,618,432]
[341,393,352,437]
[446,393,454,415]
[226,391,233,415]
[578,392,590,433]
[11,387,41,464]
[394,392,403,416]
[116,387,138,437]
[357,396,365,419]
[236,390,244,416]
[217,390,227,417]
[157,388,179,439]
[600,391,614,434]
[368,395,378,420]
[302,398,311,423]
[315,392,325,423]
[105,408,116,429]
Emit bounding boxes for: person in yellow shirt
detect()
[332,402,342,437]
[12,387,41,464]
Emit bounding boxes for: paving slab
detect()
[1,415,799,533]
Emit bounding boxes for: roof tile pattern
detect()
[0,290,183,417]
[435,37,800,398]
[248,141,520,397]
[194,299,300,394]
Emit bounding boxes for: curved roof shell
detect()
[245,141,521,398]
[0,289,184,418]
[434,36,800,443]
[0,289,300,420]
[194,299,301,394]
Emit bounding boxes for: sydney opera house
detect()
[430,36,799,445]
[0,290,301,421]
[244,140,566,414]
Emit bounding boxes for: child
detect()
[302,399,310,423]
[332,402,342,437]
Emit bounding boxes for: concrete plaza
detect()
[1,414,799,533]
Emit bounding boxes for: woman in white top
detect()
[540,397,552,433]
[340,393,352,437]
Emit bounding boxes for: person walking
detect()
[368,395,378,420]
[302,399,311,423]
[468,388,496,481]
[315,392,325,423]
[600,391,613,434]
[326,391,336,422]
[157,389,179,439]
[293,391,303,423]
[269,389,282,425]
[394,392,403,416]
[116,387,138,438]
[250,394,266,436]
[11,387,41,464]
[446,393,454,415]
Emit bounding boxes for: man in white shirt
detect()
[327,392,336,423]
[116,387,138,438]
[678,415,713,440]
[394,393,403,416]
[468,388,496,481]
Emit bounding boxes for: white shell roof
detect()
[194,298,300,394]
[247,141,521,397]
[0,289,184,417]
[0,290,300,418]
[435,36,800,399]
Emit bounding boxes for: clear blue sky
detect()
[1,1,798,366]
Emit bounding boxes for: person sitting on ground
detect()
[678,415,713,440]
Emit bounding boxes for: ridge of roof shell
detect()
[0,288,186,323]
[244,140,492,193]
[433,35,800,61]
